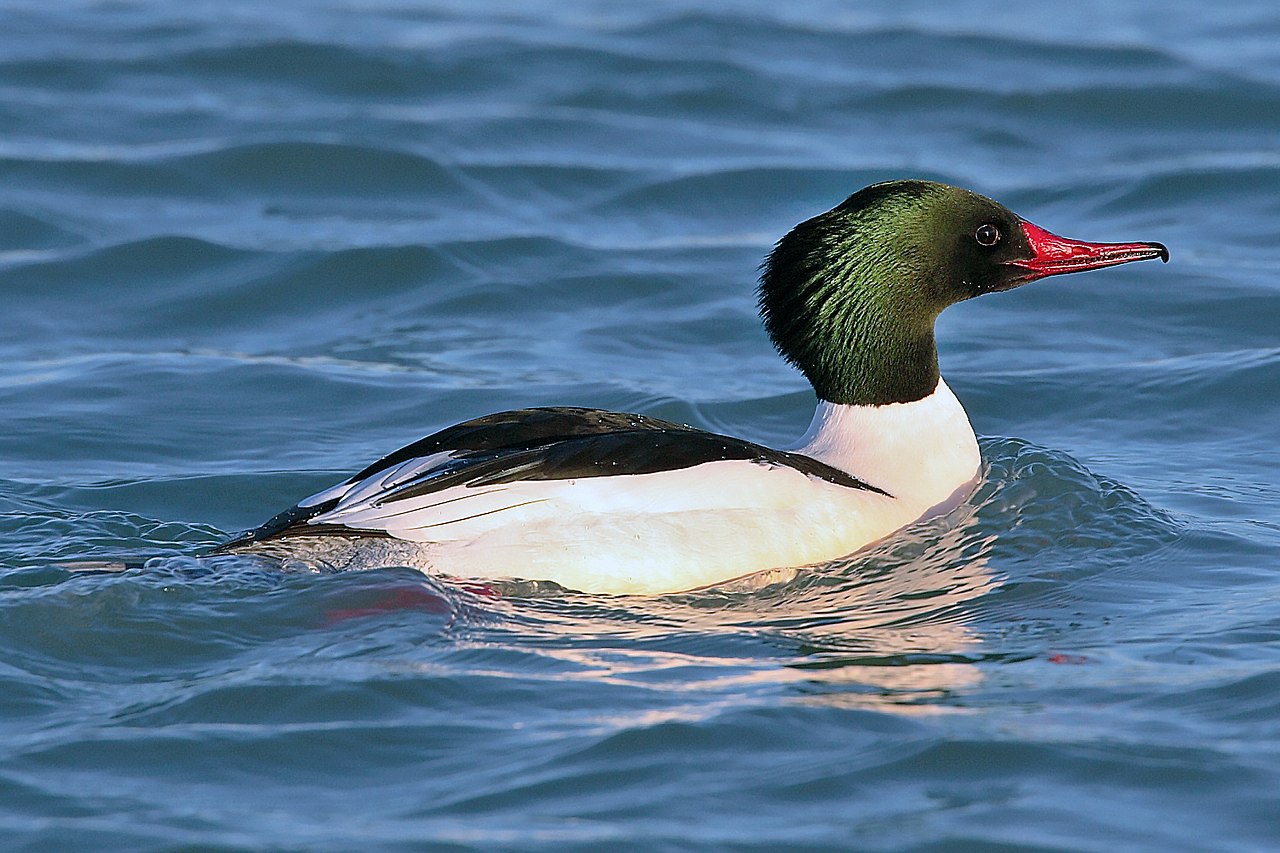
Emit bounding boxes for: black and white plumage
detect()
[217,387,982,594]
[214,405,921,594]
[221,407,890,544]
[217,181,1167,594]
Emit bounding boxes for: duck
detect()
[214,180,1167,594]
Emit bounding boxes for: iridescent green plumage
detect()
[759,180,1029,405]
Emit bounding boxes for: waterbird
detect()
[215,180,1168,594]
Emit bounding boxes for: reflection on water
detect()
[440,475,1002,717]
[22,436,1178,721]
[431,438,1175,716]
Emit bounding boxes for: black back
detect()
[217,407,888,548]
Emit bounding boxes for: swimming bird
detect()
[216,180,1167,594]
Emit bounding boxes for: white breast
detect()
[790,377,982,520]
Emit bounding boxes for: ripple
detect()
[173,141,471,198]
[0,208,84,252]
[2,0,1279,847]
[589,166,882,225]
[166,40,432,96]
[1103,164,1280,213]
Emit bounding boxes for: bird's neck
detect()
[763,284,944,406]
[822,324,941,406]
[790,377,981,517]
[757,201,949,406]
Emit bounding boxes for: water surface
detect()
[2,1,1279,849]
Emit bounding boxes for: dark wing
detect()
[215,406,886,549]
[345,406,684,483]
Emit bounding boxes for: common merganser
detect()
[215,180,1167,594]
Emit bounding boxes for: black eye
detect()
[974,224,1001,247]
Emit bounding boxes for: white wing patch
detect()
[301,446,558,538]
[308,481,550,537]
[296,451,456,509]
[301,457,904,552]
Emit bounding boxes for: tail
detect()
[57,558,150,572]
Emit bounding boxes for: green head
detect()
[758,180,1168,406]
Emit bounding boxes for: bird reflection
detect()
[468,497,1000,718]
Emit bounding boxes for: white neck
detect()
[788,377,981,518]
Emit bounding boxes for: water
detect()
[2,1,1278,849]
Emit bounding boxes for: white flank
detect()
[790,377,981,520]
[291,378,981,595]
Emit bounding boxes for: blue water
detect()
[2,1,1279,849]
